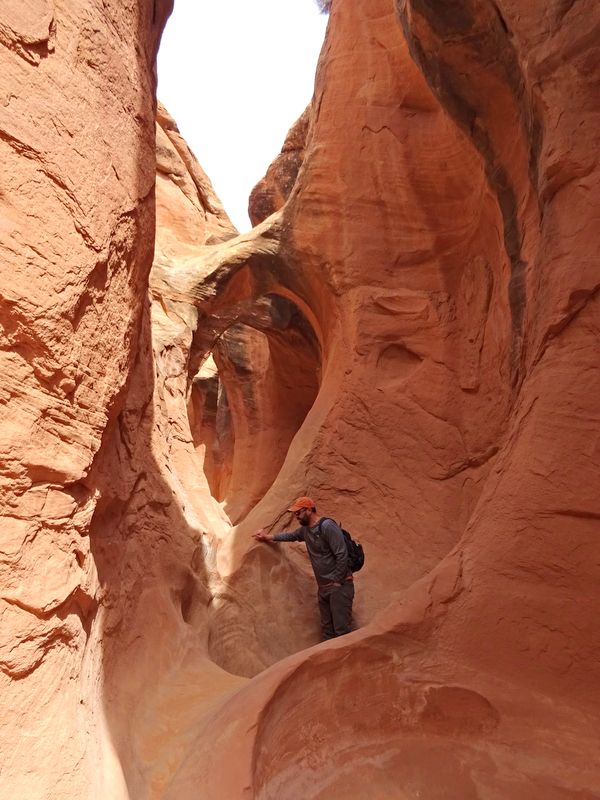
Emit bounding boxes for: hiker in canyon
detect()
[253,496,355,640]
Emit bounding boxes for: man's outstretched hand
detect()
[253,529,274,542]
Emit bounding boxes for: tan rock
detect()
[148,0,600,797]
[2,0,600,796]
[0,0,173,796]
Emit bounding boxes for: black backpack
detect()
[317,518,365,573]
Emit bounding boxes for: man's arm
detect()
[321,520,348,583]
[253,529,275,542]
[253,528,304,543]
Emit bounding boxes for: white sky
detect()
[157,0,329,232]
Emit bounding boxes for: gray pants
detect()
[317,581,355,640]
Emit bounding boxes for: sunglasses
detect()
[293,508,308,517]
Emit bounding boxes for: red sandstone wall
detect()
[203,0,516,670]
[155,0,600,797]
[1,0,599,797]
[0,1,172,796]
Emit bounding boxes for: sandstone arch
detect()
[1,0,599,797]
[189,293,321,524]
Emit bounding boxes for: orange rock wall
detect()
[157,0,600,797]
[210,0,516,667]
[1,0,599,797]
[0,1,172,796]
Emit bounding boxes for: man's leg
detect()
[317,587,336,640]
[330,581,355,636]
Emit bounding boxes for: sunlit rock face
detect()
[153,0,600,798]
[2,0,600,797]
[191,0,516,670]
[0,1,173,797]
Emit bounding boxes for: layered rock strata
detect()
[0,1,173,797]
[150,0,600,797]
[1,0,599,797]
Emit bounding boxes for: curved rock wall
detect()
[0,1,173,797]
[1,0,599,797]
[200,0,516,670]
[152,0,600,797]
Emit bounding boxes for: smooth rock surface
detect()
[1,0,599,797]
[152,0,600,797]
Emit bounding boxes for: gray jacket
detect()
[274,517,351,585]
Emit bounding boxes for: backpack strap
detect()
[316,517,333,536]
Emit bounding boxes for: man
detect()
[253,496,354,640]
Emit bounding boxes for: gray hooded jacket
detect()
[274,517,351,585]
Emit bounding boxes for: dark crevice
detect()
[396,0,545,385]
[493,3,510,36]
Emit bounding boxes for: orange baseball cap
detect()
[287,496,315,512]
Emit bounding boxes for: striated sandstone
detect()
[1,0,600,797]
[149,0,600,797]
[0,0,173,797]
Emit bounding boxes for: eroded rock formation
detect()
[248,106,311,227]
[1,0,600,797]
[0,1,173,796]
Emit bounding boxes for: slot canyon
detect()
[1,0,599,798]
